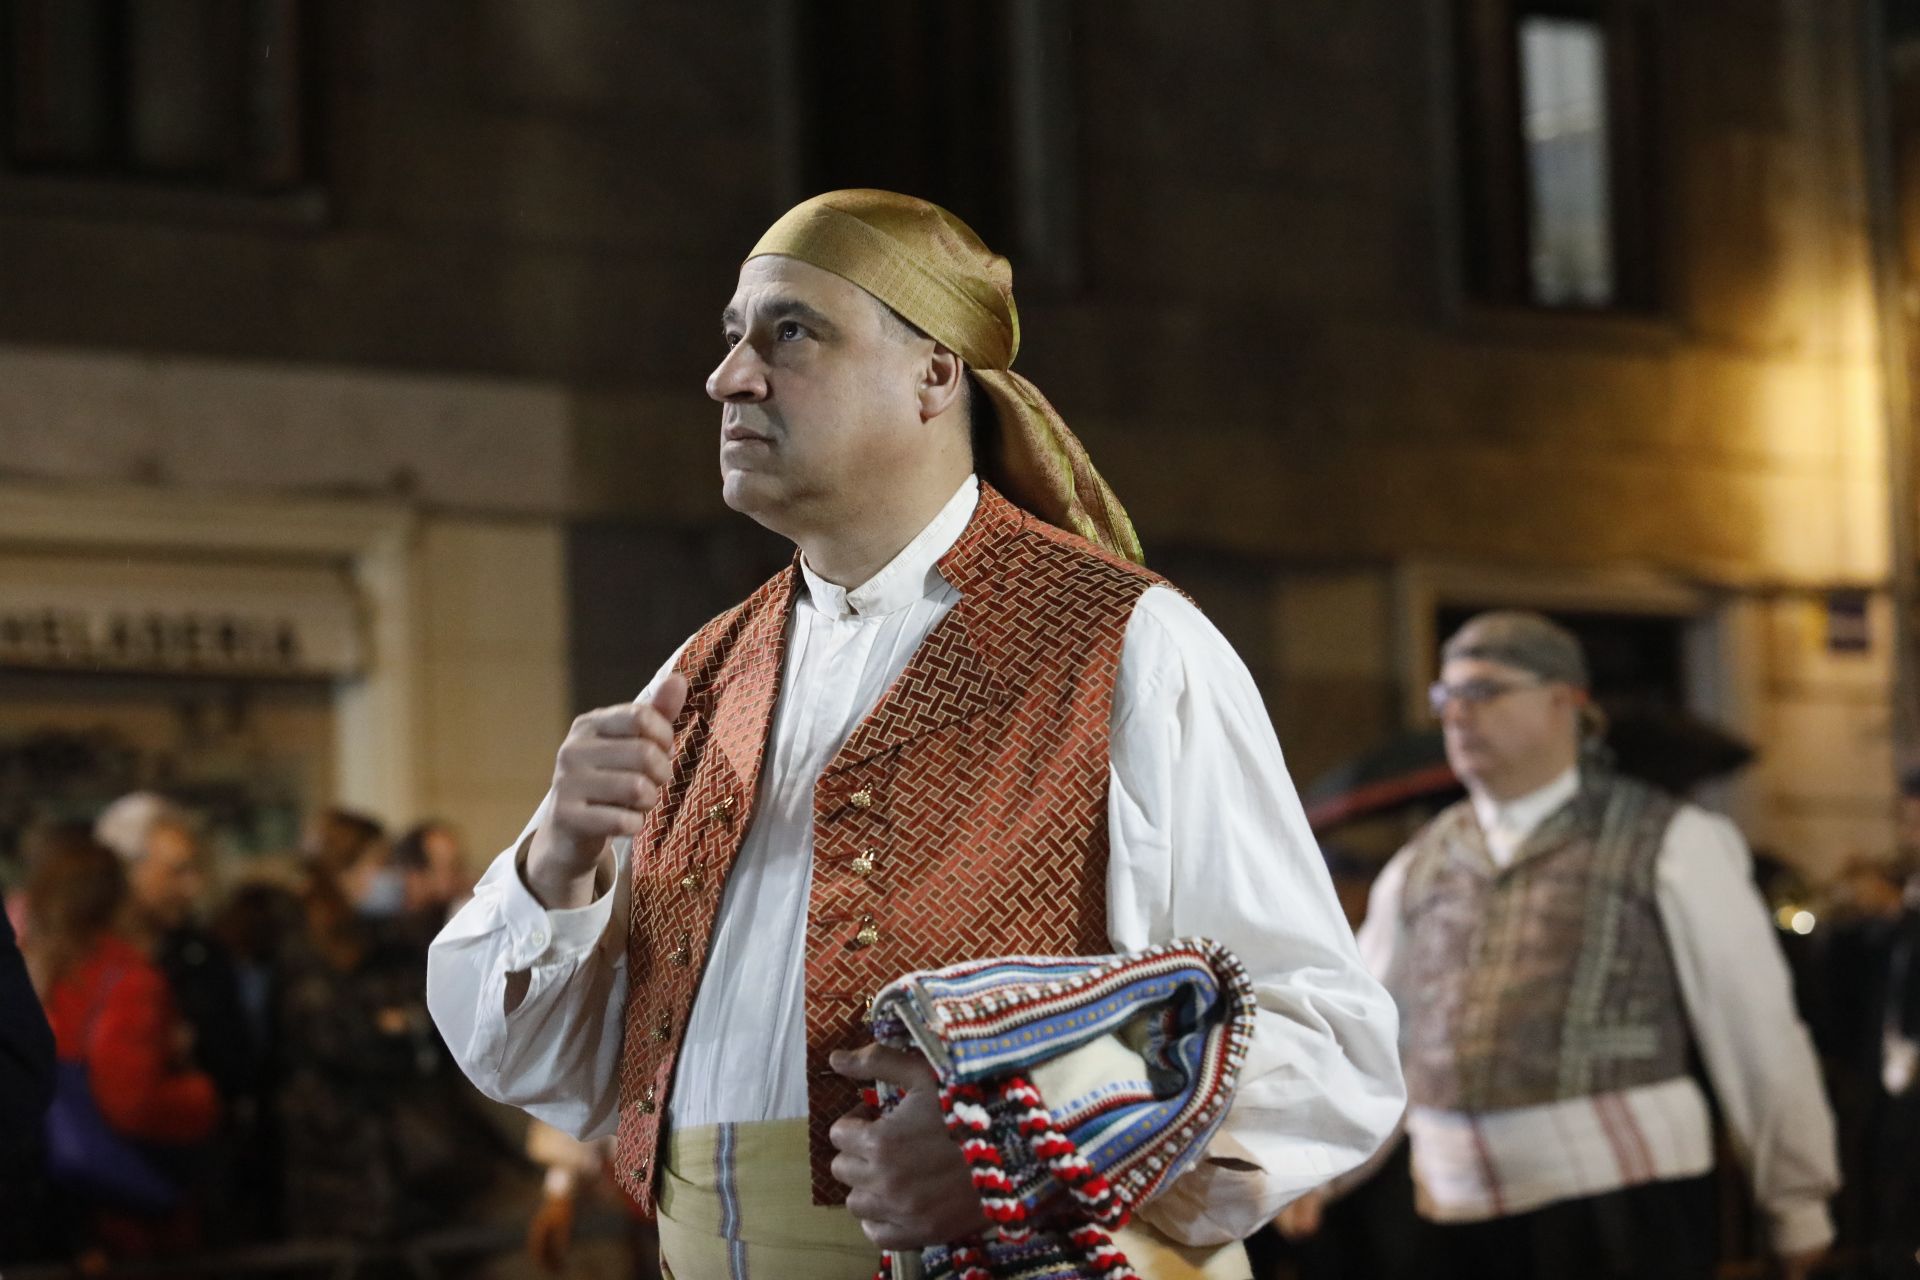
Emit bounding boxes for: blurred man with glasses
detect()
[1288,611,1838,1280]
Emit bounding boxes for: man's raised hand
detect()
[525,673,689,908]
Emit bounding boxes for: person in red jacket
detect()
[24,826,219,1259]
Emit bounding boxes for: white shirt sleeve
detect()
[1353,845,1414,987]
[1108,586,1407,1246]
[1656,805,1839,1256]
[425,650,683,1141]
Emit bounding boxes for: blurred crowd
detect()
[0,795,513,1271]
[1793,842,1920,1280]
[1,773,1915,1278]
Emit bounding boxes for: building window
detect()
[1455,0,1661,312]
[787,0,1080,292]
[1,0,314,193]
[1519,15,1612,305]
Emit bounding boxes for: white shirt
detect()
[1471,767,1580,869]
[427,476,1406,1247]
[1357,766,1839,1255]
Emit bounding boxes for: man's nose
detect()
[707,341,768,403]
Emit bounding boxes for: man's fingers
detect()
[827,1109,878,1157]
[829,1148,878,1193]
[567,737,671,781]
[1274,1193,1324,1241]
[571,768,662,812]
[571,699,677,751]
[572,703,649,739]
[829,1044,935,1090]
[554,801,653,840]
[843,1187,904,1226]
[630,701,677,753]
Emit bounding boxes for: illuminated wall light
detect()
[1790,910,1817,936]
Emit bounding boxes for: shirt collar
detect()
[799,475,979,620]
[1472,765,1580,844]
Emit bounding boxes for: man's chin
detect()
[720,469,784,522]
[1444,747,1490,783]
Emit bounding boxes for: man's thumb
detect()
[649,672,690,721]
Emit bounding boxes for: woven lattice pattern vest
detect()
[1391,772,1690,1112]
[610,485,1162,1212]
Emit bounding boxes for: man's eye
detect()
[776,320,806,341]
[722,332,742,348]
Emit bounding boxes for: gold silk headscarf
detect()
[747,189,1143,564]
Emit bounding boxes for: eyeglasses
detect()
[1427,677,1546,716]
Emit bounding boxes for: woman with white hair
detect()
[95,793,265,1243]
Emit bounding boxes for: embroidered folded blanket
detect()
[868,937,1258,1280]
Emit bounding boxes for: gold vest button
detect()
[849,851,875,877]
[637,1084,656,1115]
[849,788,874,811]
[650,1013,671,1043]
[852,915,880,948]
[679,870,702,892]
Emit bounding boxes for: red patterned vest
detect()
[610,485,1163,1212]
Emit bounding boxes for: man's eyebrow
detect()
[720,297,840,336]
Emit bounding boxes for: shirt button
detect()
[849,788,874,811]
[530,929,548,949]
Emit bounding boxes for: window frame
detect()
[0,0,326,226]
[1450,0,1667,316]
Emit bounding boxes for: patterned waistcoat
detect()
[1390,772,1691,1112]
[610,485,1161,1212]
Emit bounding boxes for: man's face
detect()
[708,256,936,535]
[408,827,472,912]
[338,840,395,909]
[307,814,369,878]
[129,821,206,930]
[1436,656,1580,795]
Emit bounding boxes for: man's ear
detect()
[917,344,967,422]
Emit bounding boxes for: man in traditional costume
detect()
[428,190,1403,1278]
[1334,612,1838,1280]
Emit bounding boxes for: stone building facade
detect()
[0,0,1895,876]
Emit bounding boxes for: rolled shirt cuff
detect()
[1768,1198,1835,1258]
[502,837,617,970]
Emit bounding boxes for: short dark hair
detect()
[393,820,452,872]
[873,296,928,344]
[309,806,386,876]
[874,298,977,450]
